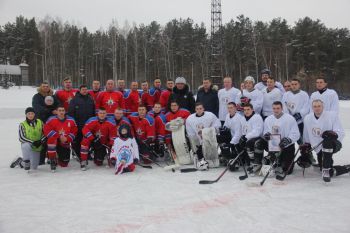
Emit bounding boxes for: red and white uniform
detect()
[95,91,125,116]
[165,108,191,143]
[159,89,172,112]
[44,116,78,158]
[148,111,167,144]
[128,113,155,142]
[140,90,154,111]
[88,90,101,102]
[124,89,140,115]
[150,87,162,104]
[55,89,78,111]
[109,116,134,137]
[110,137,140,174]
[80,117,117,161]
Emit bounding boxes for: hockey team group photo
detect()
[1,0,350,233]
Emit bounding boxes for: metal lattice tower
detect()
[210,0,224,86]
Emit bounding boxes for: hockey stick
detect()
[275,141,323,181]
[137,163,153,169]
[199,150,245,184]
[239,157,249,180]
[180,168,198,173]
[139,153,163,168]
[260,160,278,186]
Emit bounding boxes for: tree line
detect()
[0,15,349,95]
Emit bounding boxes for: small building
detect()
[0,61,29,86]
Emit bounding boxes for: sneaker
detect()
[80,160,88,171]
[322,168,331,182]
[10,157,23,168]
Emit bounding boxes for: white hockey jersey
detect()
[261,87,283,117]
[241,113,264,140]
[218,87,240,121]
[223,113,244,145]
[264,113,300,144]
[186,111,221,141]
[255,81,285,93]
[309,89,339,114]
[303,111,345,153]
[235,89,264,114]
[282,90,310,124]
[110,137,140,167]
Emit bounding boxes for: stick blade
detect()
[181,168,197,173]
[199,180,216,184]
[239,175,248,180]
[275,175,286,181]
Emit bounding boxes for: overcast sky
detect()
[0,0,349,31]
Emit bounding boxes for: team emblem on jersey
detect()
[59,128,65,135]
[67,97,72,103]
[222,97,229,103]
[68,122,71,127]
[242,125,248,134]
[136,128,143,136]
[272,125,280,134]
[106,97,115,106]
[118,148,131,162]
[287,102,295,111]
[312,127,322,136]
[95,130,102,138]
[196,123,204,131]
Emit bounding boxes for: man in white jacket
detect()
[218,76,240,125]
[302,99,346,182]
[261,77,283,119]
[236,76,263,115]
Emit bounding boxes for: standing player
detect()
[55,76,78,111]
[148,103,167,155]
[79,108,116,170]
[124,81,140,116]
[150,78,163,104]
[95,79,125,117]
[140,80,154,111]
[261,77,283,119]
[117,79,127,94]
[282,78,309,143]
[88,80,101,102]
[44,105,78,172]
[255,68,285,93]
[236,76,263,115]
[218,76,240,125]
[309,76,339,114]
[159,79,174,112]
[302,99,346,182]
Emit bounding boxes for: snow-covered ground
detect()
[0,86,350,233]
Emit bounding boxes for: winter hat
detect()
[175,77,186,84]
[25,107,35,114]
[244,76,255,84]
[119,124,133,138]
[45,96,54,105]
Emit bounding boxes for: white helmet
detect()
[244,76,255,84]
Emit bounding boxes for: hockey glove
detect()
[240,96,251,105]
[293,113,302,122]
[279,137,292,149]
[299,143,312,155]
[262,132,271,141]
[321,130,338,140]
[239,135,247,148]
[92,137,103,150]
[32,140,42,148]
[133,158,139,164]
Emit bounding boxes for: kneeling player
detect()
[110,124,140,175]
[44,105,78,172]
[302,99,346,182]
[255,101,300,176]
[80,108,116,170]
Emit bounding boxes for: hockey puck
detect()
[172,168,175,172]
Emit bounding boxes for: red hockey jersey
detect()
[82,117,116,146]
[55,89,78,111]
[109,116,134,137]
[128,113,155,142]
[159,89,172,111]
[95,91,125,116]
[44,116,78,146]
[150,87,162,104]
[88,90,101,102]
[140,91,154,111]
[148,111,167,143]
[124,89,140,115]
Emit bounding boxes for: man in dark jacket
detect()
[32,81,59,122]
[167,77,195,113]
[196,78,219,117]
[68,84,95,157]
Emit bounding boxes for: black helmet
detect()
[118,124,133,138]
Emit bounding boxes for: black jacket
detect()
[196,85,219,117]
[32,87,59,122]
[68,92,95,129]
[167,85,195,113]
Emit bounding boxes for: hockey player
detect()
[283,81,291,92]
[218,76,240,125]
[238,103,264,167]
[150,78,163,104]
[128,105,156,164]
[222,102,244,169]
[261,77,283,119]
[44,105,78,171]
[55,76,78,111]
[196,78,219,117]
[185,102,221,169]
[167,77,195,113]
[110,124,140,175]
[282,78,309,143]
[110,108,133,137]
[88,80,101,102]
[117,79,127,94]
[79,107,116,170]
[236,76,263,114]
[18,107,45,171]
[95,79,125,117]
[124,81,141,116]
[252,101,300,175]
[148,103,167,156]
[302,99,346,182]
[255,68,285,93]
[140,80,154,111]
[159,79,174,112]
[309,76,339,114]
